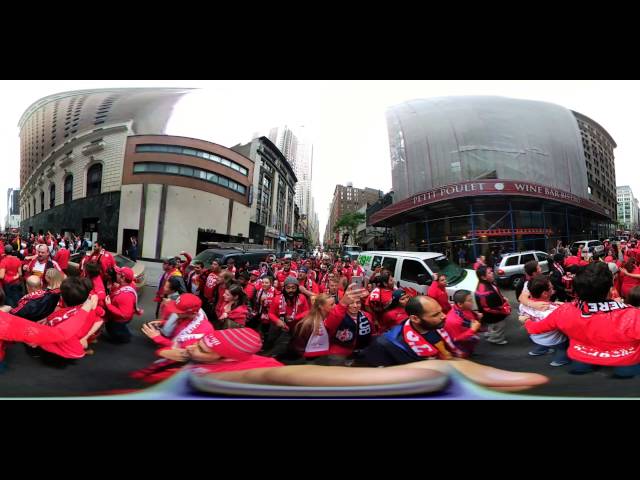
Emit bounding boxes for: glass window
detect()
[505,256,519,266]
[133,163,148,173]
[165,164,179,174]
[381,257,397,273]
[221,158,231,167]
[519,253,535,265]
[49,184,55,209]
[64,175,73,203]
[183,148,196,156]
[536,252,549,262]
[218,177,229,187]
[372,256,383,269]
[199,170,208,180]
[207,172,218,183]
[179,166,194,177]
[400,259,428,283]
[86,164,102,196]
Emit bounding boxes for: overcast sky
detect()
[2,80,638,241]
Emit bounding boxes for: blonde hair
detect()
[45,268,65,288]
[295,294,332,340]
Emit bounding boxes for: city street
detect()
[1,276,639,398]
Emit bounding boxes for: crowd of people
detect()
[0,231,138,371]
[7,231,640,393]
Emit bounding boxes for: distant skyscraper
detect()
[268,125,316,233]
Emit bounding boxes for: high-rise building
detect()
[617,185,638,231]
[268,125,317,230]
[5,188,20,230]
[232,137,297,251]
[324,183,382,247]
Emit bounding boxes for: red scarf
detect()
[112,285,143,315]
[401,319,462,359]
[279,293,301,325]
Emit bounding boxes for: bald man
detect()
[7,275,62,321]
[361,295,466,366]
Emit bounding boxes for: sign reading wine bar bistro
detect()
[370,180,608,225]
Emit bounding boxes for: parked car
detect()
[495,250,550,289]
[191,248,277,270]
[340,245,362,261]
[358,251,478,304]
[67,252,146,290]
[570,240,604,259]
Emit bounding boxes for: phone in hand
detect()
[351,275,364,287]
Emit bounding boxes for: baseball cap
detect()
[299,266,309,273]
[115,266,135,283]
[165,293,202,315]
[250,270,260,276]
[202,328,262,361]
[284,276,299,286]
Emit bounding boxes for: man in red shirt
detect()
[525,261,640,378]
[564,246,589,268]
[104,267,140,344]
[54,243,71,273]
[36,277,98,366]
[274,261,297,292]
[84,240,116,284]
[23,244,63,287]
[444,289,482,357]
[0,245,24,307]
[0,294,99,372]
[266,276,310,358]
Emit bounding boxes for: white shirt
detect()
[519,302,566,347]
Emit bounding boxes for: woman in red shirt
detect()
[217,284,250,328]
[619,258,640,299]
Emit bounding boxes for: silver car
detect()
[495,250,550,289]
[570,240,604,259]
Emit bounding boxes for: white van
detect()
[358,251,478,304]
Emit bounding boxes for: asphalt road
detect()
[2,279,640,398]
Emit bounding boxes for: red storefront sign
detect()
[470,228,553,237]
[370,180,608,225]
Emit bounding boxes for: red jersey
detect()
[275,270,298,290]
[0,309,91,362]
[87,249,116,281]
[380,306,407,332]
[427,282,452,314]
[54,248,71,270]
[106,285,137,323]
[444,307,480,357]
[202,270,221,302]
[152,307,214,354]
[1,255,23,285]
[268,293,310,330]
[40,305,97,359]
[620,266,640,298]
[526,301,640,366]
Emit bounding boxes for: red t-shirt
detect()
[1,256,23,285]
[54,248,71,270]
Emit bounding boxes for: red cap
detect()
[202,328,262,360]
[165,293,202,315]
[115,267,135,283]
[250,270,260,277]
